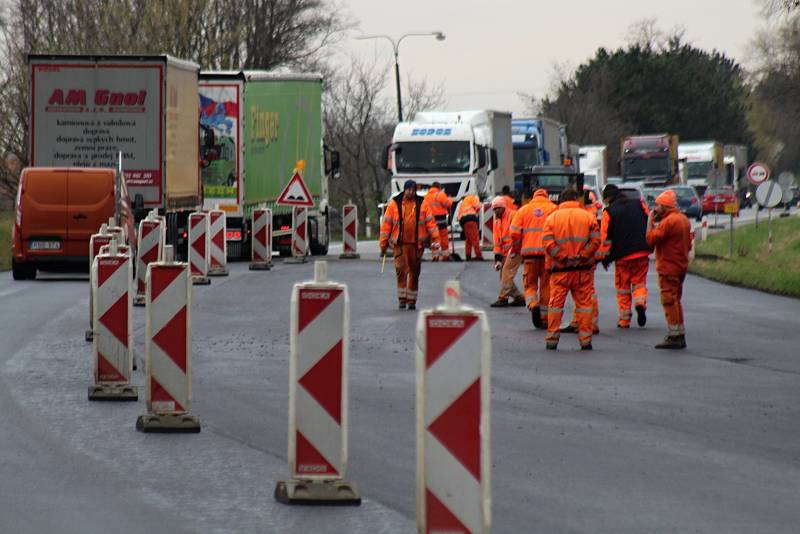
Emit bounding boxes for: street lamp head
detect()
[434,32,446,41]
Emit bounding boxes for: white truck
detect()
[678,141,724,196]
[384,110,513,201]
[577,145,608,193]
[723,144,749,204]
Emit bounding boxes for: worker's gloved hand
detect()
[431,242,441,251]
[494,261,502,271]
[380,247,387,257]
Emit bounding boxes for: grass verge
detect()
[690,215,800,298]
[0,210,11,271]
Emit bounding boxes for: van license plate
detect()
[28,240,60,250]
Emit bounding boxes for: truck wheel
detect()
[309,239,328,256]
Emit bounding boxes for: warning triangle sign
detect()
[276,172,315,207]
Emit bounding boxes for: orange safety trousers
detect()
[463,221,482,259]
[615,256,649,326]
[523,257,549,317]
[547,270,594,347]
[570,265,598,330]
[498,254,523,300]
[438,226,450,259]
[394,244,422,305]
[659,274,685,336]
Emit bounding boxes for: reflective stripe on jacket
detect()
[422,187,453,217]
[542,200,601,270]
[380,194,439,249]
[509,191,556,257]
[456,194,482,219]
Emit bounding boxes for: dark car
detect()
[644,186,702,221]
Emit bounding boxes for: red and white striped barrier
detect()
[99,242,129,256]
[481,203,494,251]
[700,216,708,241]
[416,280,491,533]
[208,209,228,276]
[339,203,360,259]
[107,216,126,247]
[89,239,137,401]
[689,230,696,262]
[134,217,164,306]
[86,224,112,342]
[275,261,360,504]
[285,206,308,264]
[250,208,273,271]
[188,212,211,285]
[136,260,200,433]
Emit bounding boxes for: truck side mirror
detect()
[477,147,486,169]
[489,149,498,172]
[382,144,394,171]
[330,150,341,180]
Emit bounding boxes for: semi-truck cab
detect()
[512,118,568,191]
[620,134,680,186]
[678,141,724,196]
[385,110,513,202]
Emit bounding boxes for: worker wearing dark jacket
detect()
[599,184,652,328]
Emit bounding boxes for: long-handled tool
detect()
[448,205,463,262]
[380,252,387,273]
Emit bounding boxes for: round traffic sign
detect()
[756,181,783,208]
[747,163,770,185]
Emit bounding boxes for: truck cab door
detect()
[67,169,114,257]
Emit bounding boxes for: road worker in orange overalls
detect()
[597,184,652,329]
[542,188,601,350]
[380,180,440,310]
[456,193,483,261]
[561,189,603,334]
[646,189,692,349]
[509,187,556,327]
[490,195,525,307]
[422,182,453,261]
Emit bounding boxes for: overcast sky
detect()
[337,0,763,116]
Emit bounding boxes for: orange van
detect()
[12,167,132,280]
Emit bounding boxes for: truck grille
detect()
[227,241,242,259]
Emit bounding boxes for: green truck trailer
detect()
[199,71,338,258]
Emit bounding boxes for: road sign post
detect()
[756,181,783,255]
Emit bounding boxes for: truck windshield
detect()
[686,161,713,180]
[623,157,670,179]
[513,146,538,173]
[395,141,471,173]
[534,174,573,188]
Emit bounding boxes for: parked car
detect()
[644,186,702,221]
[616,182,645,201]
[11,167,133,280]
[702,186,738,215]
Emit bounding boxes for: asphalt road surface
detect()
[1,242,799,533]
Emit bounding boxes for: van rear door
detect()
[66,169,115,257]
[20,169,68,254]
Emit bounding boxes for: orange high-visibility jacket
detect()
[493,207,517,257]
[456,194,482,220]
[542,200,601,270]
[422,186,453,217]
[509,190,556,257]
[380,193,439,250]
[646,207,692,276]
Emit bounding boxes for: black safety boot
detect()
[398,303,406,310]
[531,306,544,328]
[560,324,578,334]
[655,336,685,349]
[407,304,416,311]
[636,305,647,327]
[510,296,525,307]
[545,341,558,350]
[581,343,593,351]
[490,299,509,308]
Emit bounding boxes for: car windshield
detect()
[395,141,471,173]
[643,188,663,205]
[672,187,696,199]
[623,156,670,178]
[705,188,731,196]
[686,161,713,180]
[513,146,539,173]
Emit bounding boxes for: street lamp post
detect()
[355,31,446,123]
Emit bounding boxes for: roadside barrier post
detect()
[701,216,708,242]
[274,261,360,505]
[107,216,125,246]
[416,280,491,533]
[339,203,360,259]
[480,203,494,252]
[285,207,309,264]
[208,209,229,276]
[87,224,112,342]
[188,212,211,285]
[136,258,200,433]
[89,238,137,401]
[689,231,696,262]
[249,208,273,271]
[134,214,165,306]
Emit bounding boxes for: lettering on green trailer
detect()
[250,109,279,148]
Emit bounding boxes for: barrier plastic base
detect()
[85,329,93,342]
[88,384,138,401]
[192,276,211,285]
[338,253,361,260]
[208,268,229,276]
[274,480,361,506]
[249,263,272,271]
[136,413,201,433]
[133,295,146,307]
[284,256,308,264]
